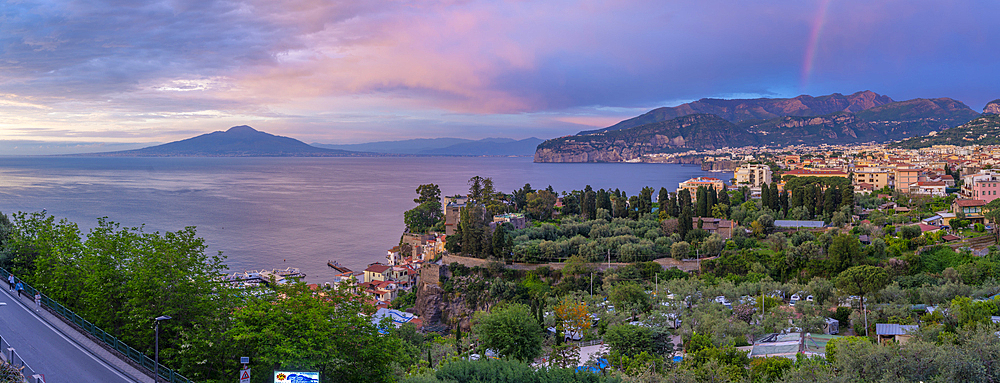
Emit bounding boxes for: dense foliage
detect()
[0,212,399,383]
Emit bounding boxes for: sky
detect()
[2,0,999,153]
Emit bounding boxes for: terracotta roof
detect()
[955,199,986,207]
[365,264,392,273]
[918,223,941,232]
[914,181,946,186]
[784,169,848,176]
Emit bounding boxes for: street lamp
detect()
[153,315,172,382]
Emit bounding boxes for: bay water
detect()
[0,156,729,282]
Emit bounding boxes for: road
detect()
[0,285,138,383]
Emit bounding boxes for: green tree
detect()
[582,185,597,219]
[604,324,653,358]
[761,183,771,211]
[472,303,543,362]
[828,233,862,273]
[5,213,237,380]
[404,202,442,233]
[836,265,889,337]
[657,187,669,214]
[696,187,708,217]
[491,223,513,260]
[460,204,489,257]
[513,183,534,212]
[225,283,399,383]
[608,283,650,320]
[415,184,442,206]
[984,198,1000,241]
[526,190,557,220]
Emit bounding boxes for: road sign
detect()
[240,356,249,364]
[239,368,250,383]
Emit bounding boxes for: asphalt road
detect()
[0,286,136,383]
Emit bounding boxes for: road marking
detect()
[0,287,138,382]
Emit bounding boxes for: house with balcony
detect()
[908,181,946,197]
[953,199,987,224]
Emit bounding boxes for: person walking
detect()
[34,293,41,312]
[14,281,23,298]
[6,274,12,291]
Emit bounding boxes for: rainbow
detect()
[801,0,834,90]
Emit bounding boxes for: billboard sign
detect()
[273,371,320,383]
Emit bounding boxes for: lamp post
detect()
[154,315,172,382]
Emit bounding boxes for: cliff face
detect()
[583,90,894,134]
[535,114,755,163]
[985,100,1000,115]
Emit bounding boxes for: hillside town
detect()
[294,142,997,383]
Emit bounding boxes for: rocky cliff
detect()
[985,99,1000,115]
[413,264,476,331]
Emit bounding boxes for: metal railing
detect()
[0,268,194,383]
[0,333,44,383]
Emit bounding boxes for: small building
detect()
[921,212,955,227]
[491,213,528,231]
[444,196,468,235]
[823,318,839,335]
[941,234,961,242]
[909,181,947,197]
[953,199,987,224]
[774,220,825,229]
[364,263,392,283]
[693,217,734,239]
[918,223,942,234]
[875,323,918,344]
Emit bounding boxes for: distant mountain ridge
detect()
[581,90,895,135]
[314,137,543,156]
[536,92,983,162]
[81,126,539,157]
[85,126,374,157]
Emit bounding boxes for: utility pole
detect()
[590,272,593,299]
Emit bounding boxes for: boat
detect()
[327,260,352,273]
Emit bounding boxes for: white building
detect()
[735,164,772,188]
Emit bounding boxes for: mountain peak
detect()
[226,125,258,133]
[984,99,1000,115]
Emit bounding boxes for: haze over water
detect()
[0,157,728,282]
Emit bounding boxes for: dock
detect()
[327,260,353,273]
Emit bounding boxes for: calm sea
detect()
[0,156,729,282]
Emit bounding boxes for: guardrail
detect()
[0,268,194,383]
[0,332,44,383]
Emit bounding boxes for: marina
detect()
[219,267,306,287]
